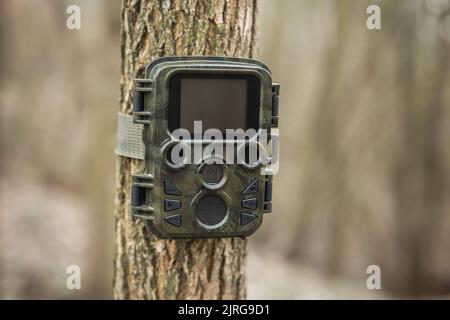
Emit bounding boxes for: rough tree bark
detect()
[113,0,258,299]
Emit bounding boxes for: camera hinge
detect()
[271,83,280,128]
[133,78,153,125]
[131,173,154,220]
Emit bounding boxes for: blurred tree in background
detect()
[0,0,121,298]
[0,0,449,299]
[256,0,450,297]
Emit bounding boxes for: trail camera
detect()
[117,57,279,238]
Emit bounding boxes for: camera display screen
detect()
[168,74,260,133]
[180,78,247,132]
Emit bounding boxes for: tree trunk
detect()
[113,0,258,299]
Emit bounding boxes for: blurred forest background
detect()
[1,0,449,299]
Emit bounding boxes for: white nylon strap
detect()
[115,113,145,160]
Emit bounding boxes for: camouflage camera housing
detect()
[131,57,279,239]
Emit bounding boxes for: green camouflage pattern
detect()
[132,57,278,238]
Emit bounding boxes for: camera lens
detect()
[237,141,265,169]
[167,144,184,165]
[162,141,188,169]
[195,195,228,228]
[201,164,224,185]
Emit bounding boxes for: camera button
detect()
[164,213,181,227]
[240,212,256,226]
[242,179,259,195]
[165,199,181,212]
[164,179,181,196]
[242,198,257,210]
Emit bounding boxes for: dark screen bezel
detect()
[167,73,260,135]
